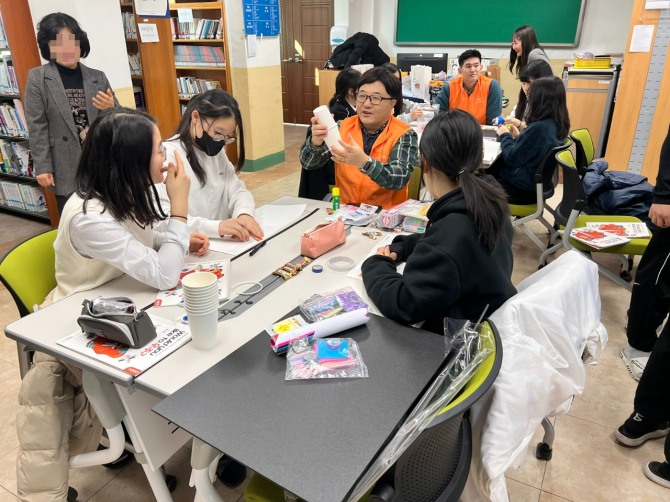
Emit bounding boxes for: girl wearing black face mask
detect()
[161,89,263,241]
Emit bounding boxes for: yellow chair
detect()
[0,228,57,378]
[539,150,649,290]
[407,165,422,200]
[509,138,572,252]
[570,128,595,176]
[245,320,503,502]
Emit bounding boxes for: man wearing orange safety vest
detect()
[300,67,419,209]
[435,49,502,125]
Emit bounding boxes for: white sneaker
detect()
[620,346,651,381]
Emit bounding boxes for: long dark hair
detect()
[420,110,508,252]
[514,59,554,121]
[36,12,91,61]
[356,66,404,116]
[328,68,361,108]
[75,108,166,225]
[526,76,570,139]
[508,25,543,75]
[173,89,245,186]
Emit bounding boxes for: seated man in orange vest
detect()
[435,49,502,125]
[300,66,419,209]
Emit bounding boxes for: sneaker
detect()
[67,486,78,502]
[614,412,670,447]
[644,461,670,489]
[620,345,651,381]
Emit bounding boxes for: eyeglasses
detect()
[158,145,166,158]
[355,93,394,105]
[201,118,237,144]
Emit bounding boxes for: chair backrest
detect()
[407,165,422,200]
[553,150,585,228]
[379,320,503,502]
[534,138,572,199]
[0,229,57,317]
[570,128,595,176]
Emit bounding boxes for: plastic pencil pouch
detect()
[285,338,369,380]
[77,297,157,349]
[300,218,346,259]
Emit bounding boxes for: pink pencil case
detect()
[300,219,346,259]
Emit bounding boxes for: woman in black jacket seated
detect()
[488,75,570,204]
[362,110,516,334]
[329,68,361,121]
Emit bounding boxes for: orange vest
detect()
[335,116,411,209]
[449,74,492,125]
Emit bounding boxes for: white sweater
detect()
[162,138,256,237]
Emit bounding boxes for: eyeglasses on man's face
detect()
[355,93,394,106]
[201,118,237,144]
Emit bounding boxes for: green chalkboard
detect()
[396,0,585,46]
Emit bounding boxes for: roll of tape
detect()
[328,256,355,272]
[312,264,324,273]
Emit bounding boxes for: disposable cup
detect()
[181,271,218,289]
[188,309,218,350]
[185,303,219,316]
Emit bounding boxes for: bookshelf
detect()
[120,2,145,110]
[169,2,232,106]
[0,0,58,225]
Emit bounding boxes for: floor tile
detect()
[542,415,668,501]
[505,422,551,490]
[506,478,541,502]
[0,486,16,502]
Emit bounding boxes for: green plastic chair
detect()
[538,150,649,290]
[570,128,595,177]
[407,165,422,200]
[245,320,503,502]
[0,228,57,377]
[509,138,572,253]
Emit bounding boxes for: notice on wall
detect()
[138,23,160,43]
[630,24,655,52]
[646,1,670,9]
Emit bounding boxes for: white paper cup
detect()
[182,271,218,289]
[188,309,218,350]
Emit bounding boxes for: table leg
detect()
[191,438,223,502]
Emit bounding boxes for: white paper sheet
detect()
[177,9,193,23]
[208,204,307,255]
[135,0,168,17]
[630,24,655,52]
[646,1,670,9]
[347,234,406,280]
[138,23,160,43]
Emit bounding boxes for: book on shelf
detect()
[122,12,137,39]
[584,221,650,239]
[0,180,26,209]
[570,227,631,249]
[0,140,31,176]
[176,76,221,98]
[57,315,192,377]
[127,53,142,76]
[0,12,7,48]
[133,86,145,110]
[171,17,222,40]
[18,183,47,212]
[174,45,225,68]
[0,100,29,137]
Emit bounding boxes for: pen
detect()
[249,240,267,256]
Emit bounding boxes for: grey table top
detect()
[154,313,447,502]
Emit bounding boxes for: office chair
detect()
[538,149,649,290]
[244,320,503,502]
[570,128,595,177]
[508,139,572,252]
[0,228,57,378]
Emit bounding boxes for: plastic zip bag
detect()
[285,337,368,380]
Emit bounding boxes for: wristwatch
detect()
[359,156,372,172]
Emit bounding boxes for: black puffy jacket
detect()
[327,32,390,69]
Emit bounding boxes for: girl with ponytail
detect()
[362,109,516,334]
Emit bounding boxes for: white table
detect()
[4,196,393,501]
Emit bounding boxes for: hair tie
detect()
[458,169,467,177]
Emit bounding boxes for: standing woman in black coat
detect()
[362,110,516,333]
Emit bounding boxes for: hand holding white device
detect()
[313,105,342,148]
